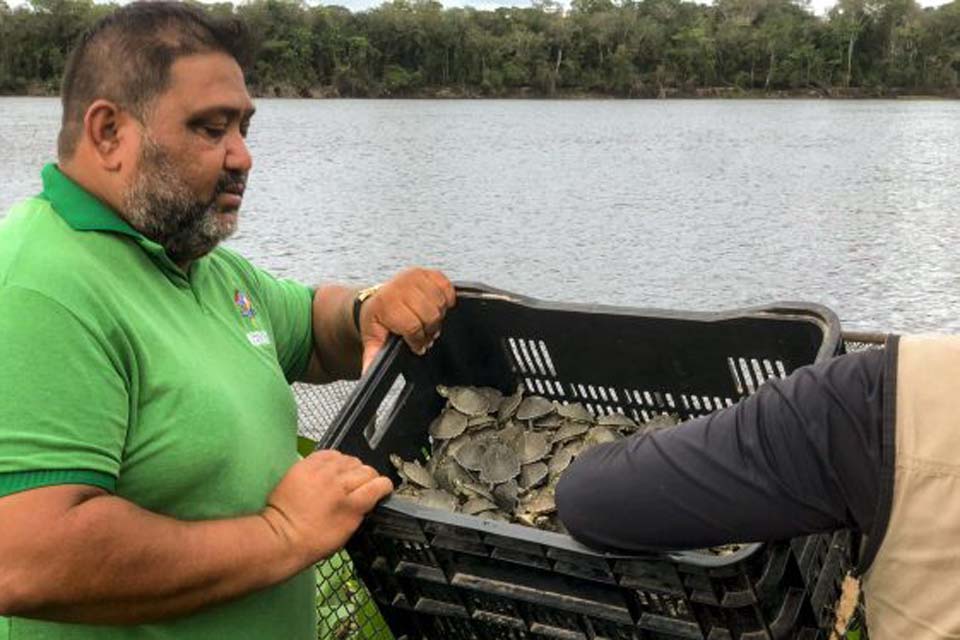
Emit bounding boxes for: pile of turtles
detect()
[390,384,679,532]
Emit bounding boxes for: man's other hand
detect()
[262,450,393,565]
[359,268,456,372]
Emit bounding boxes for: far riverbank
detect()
[5,85,958,101]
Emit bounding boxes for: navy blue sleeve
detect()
[556,348,887,552]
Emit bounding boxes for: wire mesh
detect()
[294,381,357,443]
[293,381,396,640]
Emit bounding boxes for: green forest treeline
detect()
[1,0,958,97]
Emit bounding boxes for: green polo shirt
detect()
[0,165,317,639]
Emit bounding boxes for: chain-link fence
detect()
[293,382,396,640]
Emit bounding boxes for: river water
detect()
[2,97,958,334]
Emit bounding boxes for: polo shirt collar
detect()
[41,163,141,238]
[40,163,194,285]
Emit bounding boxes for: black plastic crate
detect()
[324,284,850,640]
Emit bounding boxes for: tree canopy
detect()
[2,0,958,97]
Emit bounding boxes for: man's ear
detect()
[83,99,136,172]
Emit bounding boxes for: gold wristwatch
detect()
[352,284,382,332]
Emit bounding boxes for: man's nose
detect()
[225,130,252,174]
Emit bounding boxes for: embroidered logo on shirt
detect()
[235,289,270,347]
[234,289,257,325]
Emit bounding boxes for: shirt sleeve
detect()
[0,286,129,498]
[250,266,314,383]
[555,347,887,552]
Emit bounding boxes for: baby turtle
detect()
[556,402,594,423]
[520,431,550,465]
[583,426,622,447]
[497,387,524,421]
[642,413,681,434]
[516,396,555,421]
[394,483,421,498]
[516,489,557,527]
[492,479,520,512]
[561,438,587,459]
[432,454,475,493]
[442,432,472,459]
[437,385,491,417]
[462,496,498,516]
[452,439,488,472]
[497,421,526,450]
[596,412,638,429]
[552,420,590,445]
[547,445,575,477]
[403,488,458,511]
[429,409,469,440]
[479,442,521,484]
[533,413,563,429]
[519,461,549,490]
[455,479,495,502]
[390,454,436,489]
[477,387,504,408]
[467,414,497,430]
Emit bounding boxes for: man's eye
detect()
[201,125,227,139]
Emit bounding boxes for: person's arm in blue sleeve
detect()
[556,345,892,552]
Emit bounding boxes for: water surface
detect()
[2,97,958,333]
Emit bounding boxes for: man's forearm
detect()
[302,284,362,383]
[0,488,306,625]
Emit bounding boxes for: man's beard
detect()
[121,136,246,265]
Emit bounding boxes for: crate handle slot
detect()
[322,334,411,451]
[362,373,410,449]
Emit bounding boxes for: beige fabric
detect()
[863,335,960,639]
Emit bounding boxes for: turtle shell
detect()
[467,414,497,430]
[479,442,521,484]
[520,431,550,465]
[583,426,622,447]
[642,413,681,434]
[477,387,504,408]
[556,402,594,423]
[390,454,436,489]
[551,420,590,445]
[433,454,475,493]
[516,396,555,421]
[547,445,575,477]
[492,479,519,512]
[519,461,549,490]
[411,488,459,511]
[519,488,556,516]
[497,422,526,450]
[429,409,469,440]
[462,496,498,516]
[497,387,524,422]
[442,386,491,417]
[452,439,488,472]
[596,412,637,429]
[533,413,563,429]
[456,480,495,502]
[561,438,586,459]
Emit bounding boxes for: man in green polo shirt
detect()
[0,3,455,638]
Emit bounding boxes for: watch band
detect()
[352,284,382,332]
